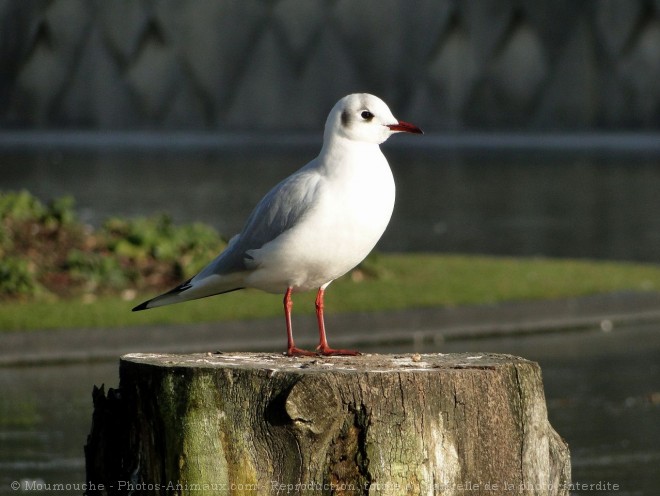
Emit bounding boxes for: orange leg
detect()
[315,287,360,356]
[284,287,315,356]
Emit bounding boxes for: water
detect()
[2,143,660,261]
[1,324,658,495]
[0,363,118,493]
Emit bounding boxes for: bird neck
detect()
[319,134,380,161]
[317,135,385,177]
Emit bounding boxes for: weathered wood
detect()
[85,352,570,495]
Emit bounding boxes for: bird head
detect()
[325,93,423,145]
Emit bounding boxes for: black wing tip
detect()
[131,277,194,312]
[132,300,151,312]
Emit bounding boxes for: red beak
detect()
[387,120,424,134]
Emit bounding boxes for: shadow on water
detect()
[1,136,659,493]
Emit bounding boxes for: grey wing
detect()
[195,166,322,278]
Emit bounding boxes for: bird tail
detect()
[132,274,244,311]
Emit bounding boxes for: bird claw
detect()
[285,346,361,357]
[316,346,361,356]
[286,347,318,357]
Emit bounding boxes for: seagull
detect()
[133,93,423,356]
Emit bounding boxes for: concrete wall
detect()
[1,0,659,132]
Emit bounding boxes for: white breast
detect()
[245,142,395,293]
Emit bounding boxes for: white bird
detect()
[133,93,423,356]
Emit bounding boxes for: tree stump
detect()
[85,352,570,495]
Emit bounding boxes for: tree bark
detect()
[85,352,570,495]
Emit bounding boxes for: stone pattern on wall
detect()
[1,0,659,131]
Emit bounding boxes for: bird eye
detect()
[361,110,374,120]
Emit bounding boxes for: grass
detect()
[1,253,659,332]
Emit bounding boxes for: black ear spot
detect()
[341,110,350,126]
[361,110,374,121]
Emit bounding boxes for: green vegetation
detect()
[0,190,225,300]
[1,190,659,332]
